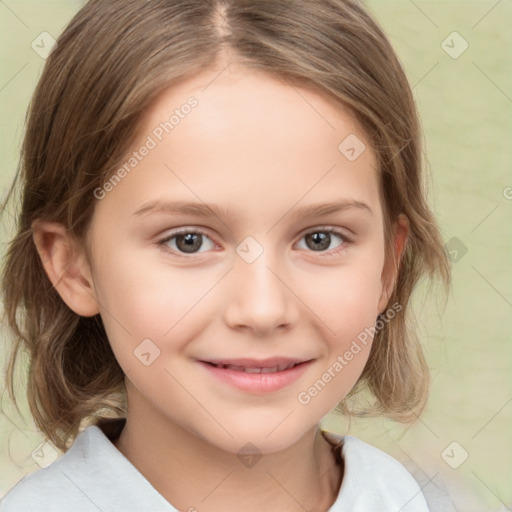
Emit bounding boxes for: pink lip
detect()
[202,357,306,368]
[198,358,313,394]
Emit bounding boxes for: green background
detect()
[1,1,511,510]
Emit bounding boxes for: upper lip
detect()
[199,357,312,368]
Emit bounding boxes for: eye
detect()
[296,228,349,255]
[157,226,350,258]
[157,228,216,256]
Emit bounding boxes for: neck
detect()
[112,406,342,512]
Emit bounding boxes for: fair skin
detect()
[33,63,408,512]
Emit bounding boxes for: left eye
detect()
[296,228,346,254]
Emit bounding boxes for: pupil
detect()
[307,232,330,251]
[174,232,331,254]
[177,233,202,253]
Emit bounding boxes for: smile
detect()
[198,358,314,393]
[207,362,301,373]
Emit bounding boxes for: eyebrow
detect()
[133,199,373,221]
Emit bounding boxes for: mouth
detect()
[197,357,314,393]
[200,357,311,372]
[203,361,305,373]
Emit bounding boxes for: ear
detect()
[377,214,409,313]
[32,220,100,317]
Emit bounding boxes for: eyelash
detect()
[156,226,352,259]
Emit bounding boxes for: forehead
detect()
[94,64,382,226]
[141,64,372,161]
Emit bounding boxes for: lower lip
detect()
[198,361,312,394]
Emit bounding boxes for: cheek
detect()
[90,248,220,365]
[295,254,384,397]
[300,253,385,337]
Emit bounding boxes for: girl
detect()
[1,0,451,510]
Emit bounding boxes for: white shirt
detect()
[0,423,455,511]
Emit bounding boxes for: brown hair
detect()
[1,0,450,451]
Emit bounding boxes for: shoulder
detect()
[341,434,425,485]
[0,428,91,511]
[323,432,431,511]
[0,424,173,512]
[341,434,419,476]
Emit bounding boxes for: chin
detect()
[190,411,319,456]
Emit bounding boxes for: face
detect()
[83,64,397,454]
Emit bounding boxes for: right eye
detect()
[157,228,217,256]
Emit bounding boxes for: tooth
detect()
[212,363,300,373]
[244,367,263,373]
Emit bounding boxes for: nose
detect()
[223,245,300,336]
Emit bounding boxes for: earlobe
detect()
[31,220,100,317]
[378,214,409,313]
